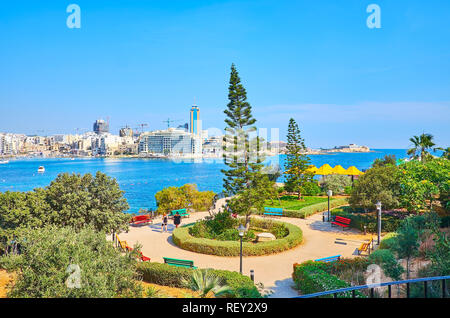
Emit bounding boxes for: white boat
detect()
[0,160,9,164]
[37,166,45,173]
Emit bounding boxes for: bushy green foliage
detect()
[300,182,322,196]
[368,249,404,281]
[292,260,367,298]
[379,232,399,250]
[136,262,261,298]
[398,158,450,213]
[349,165,401,211]
[321,175,352,194]
[372,155,397,168]
[174,219,303,256]
[155,184,215,214]
[0,172,130,253]
[0,225,141,298]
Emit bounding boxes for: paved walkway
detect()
[119,198,373,297]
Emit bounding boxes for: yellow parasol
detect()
[345,166,364,176]
[316,164,334,175]
[306,165,318,174]
[332,165,348,175]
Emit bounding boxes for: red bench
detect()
[130,214,152,226]
[331,216,351,230]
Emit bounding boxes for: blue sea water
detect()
[0,149,408,213]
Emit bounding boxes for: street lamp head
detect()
[375,201,382,210]
[238,224,246,237]
[327,190,333,197]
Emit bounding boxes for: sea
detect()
[0,149,408,213]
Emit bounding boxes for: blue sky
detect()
[0,0,449,148]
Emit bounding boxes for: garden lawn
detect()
[264,196,333,210]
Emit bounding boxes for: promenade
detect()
[118,198,373,297]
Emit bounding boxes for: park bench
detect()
[331,216,351,230]
[130,214,152,226]
[314,255,341,263]
[169,208,190,218]
[358,238,373,255]
[263,207,283,217]
[163,257,197,269]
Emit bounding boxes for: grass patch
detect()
[264,196,331,210]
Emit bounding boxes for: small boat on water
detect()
[0,160,9,164]
[37,166,45,173]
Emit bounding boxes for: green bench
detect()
[169,208,190,218]
[163,257,197,269]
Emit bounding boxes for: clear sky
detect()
[0,0,449,148]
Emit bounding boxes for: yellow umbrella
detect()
[345,166,364,176]
[332,165,348,175]
[316,164,334,175]
[306,165,318,174]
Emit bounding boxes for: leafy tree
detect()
[155,184,215,214]
[0,172,130,254]
[226,173,274,226]
[0,225,142,298]
[45,172,130,233]
[392,221,420,279]
[221,64,263,195]
[398,158,449,213]
[372,155,396,168]
[183,269,233,298]
[284,118,314,199]
[407,133,438,162]
[368,249,404,281]
[349,165,401,211]
[321,175,352,194]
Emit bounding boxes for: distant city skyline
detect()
[1,1,449,149]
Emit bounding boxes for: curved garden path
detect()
[119,198,374,297]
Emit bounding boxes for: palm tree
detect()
[183,269,233,298]
[407,133,437,162]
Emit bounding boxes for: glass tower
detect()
[189,105,200,136]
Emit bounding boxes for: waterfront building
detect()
[138,128,202,157]
[93,119,109,134]
[189,105,200,136]
[119,127,133,138]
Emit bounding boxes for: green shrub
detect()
[368,249,404,280]
[173,219,303,256]
[292,261,366,298]
[301,182,322,196]
[155,184,215,214]
[281,198,349,219]
[136,262,261,298]
[321,175,352,195]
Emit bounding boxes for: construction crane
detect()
[163,118,180,129]
[136,123,148,134]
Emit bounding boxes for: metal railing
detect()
[295,275,450,298]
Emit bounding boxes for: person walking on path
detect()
[173,212,181,229]
[161,213,168,232]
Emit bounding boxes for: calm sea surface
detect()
[0,149,408,213]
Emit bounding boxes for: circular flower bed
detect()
[172,218,303,257]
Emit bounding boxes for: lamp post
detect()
[327,190,333,222]
[376,201,382,245]
[238,224,246,274]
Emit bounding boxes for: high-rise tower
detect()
[189,105,200,136]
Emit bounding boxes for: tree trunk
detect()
[297,190,301,200]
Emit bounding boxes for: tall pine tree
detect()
[284,118,313,200]
[221,64,263,195]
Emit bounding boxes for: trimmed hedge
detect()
[292,260,367,298]
[136,262,261,298]
[281,198,349,219]
[172,218,303,256]
[331,209,404,233]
